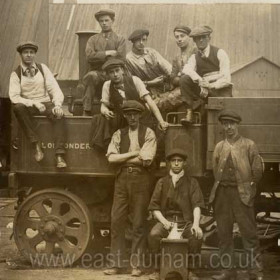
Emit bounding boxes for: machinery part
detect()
[13,188,93,267]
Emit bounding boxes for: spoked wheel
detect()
[14,188,93,267]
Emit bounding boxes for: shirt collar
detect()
[200,44,210,57]
[169,170,185,188]
[226,134,241,145]
[132,48,148,58]
[21,62,37,72]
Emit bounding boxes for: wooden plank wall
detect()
[49,3,280,81]
[0,0,49,98]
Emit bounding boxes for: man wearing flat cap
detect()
[126,29,183,113]
[104,100,157,277]
[170,25,197,87]
[210,110,263,280]
[100,58,168,131]
[81,8,126,115]
[148,148,204,280]
[9,41,67,168]
[180,26,232,124]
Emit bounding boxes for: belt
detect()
[121,166,144,173]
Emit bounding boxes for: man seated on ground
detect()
[100,58,168,131]
[81,8,126,115]
[126,29,183,113]
[148,149,205,280]
[170,25,197,87]
[9,41,67,168]
[104,100,157,277]
[180,25,232,124]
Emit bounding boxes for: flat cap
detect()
[166,148,188,160]
[218,110,242,123]
[94,8,115,20]
[16,41,38,53]
[173,25,191,35]
[102,58,125,71]
[128,29,149,42]
[189,25,213,38]
[122,100,145,113]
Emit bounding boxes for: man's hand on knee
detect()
[52,105,64,118]
[33,102,46,113]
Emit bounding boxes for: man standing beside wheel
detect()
[210,110,263,280]
[9,41,67,168]
[82,8,126,115]
[104,100,157,277]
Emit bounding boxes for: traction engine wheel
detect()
[13,188,93,266]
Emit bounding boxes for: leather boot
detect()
[212,270,237,280]
[180,109,193,125]
[34,142,44,162]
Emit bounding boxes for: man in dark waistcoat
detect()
[180,26,232,124]
[100,58,168,131]
[103,100,157,277]
[210,110,263,280]
[81,9,126,115]
[148,149,205,280]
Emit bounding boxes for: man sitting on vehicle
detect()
[148,148,205,280]
[180,26,232,124]
[100,58,168,131]
[126,29,183,113]
[9,41,67,168]
[81,8,126,115]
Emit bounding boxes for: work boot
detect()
[189,271,200,280]
[103,267,121,275]
[212,270,237,280]
[149,271,160,280]
[131,267,143,277]
[56,155,67,168]
[34,142,44,162]
[180,109,193,125]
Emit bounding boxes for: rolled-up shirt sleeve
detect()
[132,76,149,99]
[189,178,205,209]
[42,64,64,106]
[9,72,34,107]
[106,129,121,157]
[182,54,201,81]
[100,81,111,105]
[139,127,157,161]
[148,178,163,211]
[211,49,231,89]
[153,49,172,76]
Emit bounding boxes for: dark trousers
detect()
[110,168,151,268]
[179,75,232,109]
[13,102,66,154]
[214,185,263,275]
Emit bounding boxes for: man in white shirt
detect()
[9,41,67,168]
[180,26,232,124]
[104,100,157,277]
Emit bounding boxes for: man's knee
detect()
[83,71,100,86]
[179,75,193,87]
[13,103,27,113]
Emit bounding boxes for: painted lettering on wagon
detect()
[41,142,91,150]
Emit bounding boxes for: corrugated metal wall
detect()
[49,3,280,81]
[0,0,48,98]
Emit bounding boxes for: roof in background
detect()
[231,56,280,74]
[49,3,280,80]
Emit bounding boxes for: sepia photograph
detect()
[0,0,279,279]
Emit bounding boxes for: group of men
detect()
[82,8,232,125]
[8,7,263,280]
